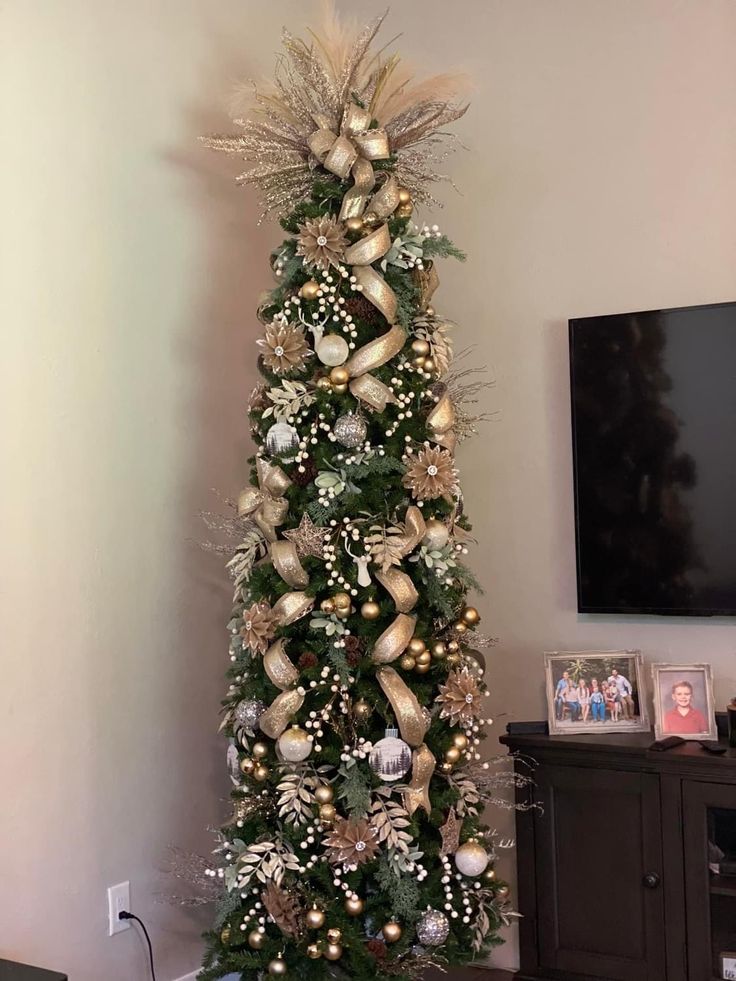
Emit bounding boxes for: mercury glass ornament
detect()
[455,840,489,877]
[416,908,450,946]
[234,698,266,732]
[265,421,299,461]
[334,413,367,448]
[277,724,312,762]
[316,334,350,366]
[369,728,411,782]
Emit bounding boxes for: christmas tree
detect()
[199,10,513,980]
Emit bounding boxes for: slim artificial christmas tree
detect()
[200,9,513,980]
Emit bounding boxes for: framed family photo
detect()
[651,663,717,741]
[545,650,650,735]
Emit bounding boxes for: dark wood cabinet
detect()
[501,731,736,981]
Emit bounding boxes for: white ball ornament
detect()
[277,725,312,762]
[454,840,489,877]
[422,518,450,549]
[316,334,350,366]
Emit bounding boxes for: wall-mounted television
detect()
[570,301,736,616]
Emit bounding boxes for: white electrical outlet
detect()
[107,881,131,936]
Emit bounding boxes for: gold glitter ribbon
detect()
[376,666,430,747]
[396,506,426,557]
[238,459,291,542]
[413,261,440,311]
[348,374,398,412]
[270,540,309,589]
[371,613,417,664]
[272,591,314,625]
[308,105,391,222]
[345,324,406,378]
[263,638,299,691]
[258,689,305,739]
[344,224,397,324]
[403,744,436,816]
[426,389,457,452]
[376,567,419,613]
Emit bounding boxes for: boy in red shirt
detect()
[663,680,708,734]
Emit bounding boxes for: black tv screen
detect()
[570,301,736,616]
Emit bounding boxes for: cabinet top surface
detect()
[500,728,736,773]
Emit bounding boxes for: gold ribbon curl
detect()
[344,224,397,324]
[263,638,299,691]
[272,591,314,625]
[371,613,417,664]
[403,744,437,816]
[345,324,406,378]
[376,567,419,613]
[238,459,291,542]
[349,374,398,412]
[426,389,457,453]
[376,666,430,747]
[270,540,309,589]
[258,689,305,740]
[412,261,441,311]
[396,506,426,558]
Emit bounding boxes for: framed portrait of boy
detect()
[651,663,717,741]
[545,650,650,735]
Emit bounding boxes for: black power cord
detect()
[119,911,157,981]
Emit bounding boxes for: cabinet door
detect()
[535,765,666,980]
[683,781,736,981]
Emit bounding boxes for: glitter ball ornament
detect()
[277,724,312,762]
[455,840,490,877]
[266,422,300,461]
[422,517,450,549]
[334,413,367,448]
[416,909,450,946]
[234,698,266,732]
[369,728,411,782]
[316,334,350,366]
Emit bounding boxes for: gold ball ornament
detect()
[483,868,497,883]
[324,943,343,961]
[455,840,490,877]
[326,928,342,943]
[453,733,469,750]
[268,957,288,976]
[333,591,351,610]
[329,366,350,386]
[415,661,431,674]
[314,784,334,805]
[239,757,255,775]
[319,803,336,824]
[382,921,402,943]
[447,640,460,653]
[248,929,265,949]
[277,725,312,763]
[399,654,416,671]
[425,305,435,317]
[320,598,336,615]
[345,896,365,916]
[332,382,348,394]
[316,376,332,391]
[446,652,462,667]
[397,187,412,205]
[360,600,381,620]
[253,763,270,782]
[408,637,427,656]
[413,355,426,368]
[422,518,450,549]
[411,338,430,357]
[251,742,268,759]
[353,698,373,722]
[345,216,364,233]
[453,620,468,634]
[220,925,231,944]
[496,885,510,899]
[462,606,481,626]
[362,211,380,228]
[306,906,326,929]
[431,641,447,660]
[396,202,413,219]
[300,280,320,300]
[415,650,432,666]
[444,746,462,764]
[440,761,454,773]
[422,357,436,373]
[307,944,322,959]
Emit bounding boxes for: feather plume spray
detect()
[201,3,471,220]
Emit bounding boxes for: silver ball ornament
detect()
[234,699,266,732]
[333,413,368,448]
[416,909,450,946]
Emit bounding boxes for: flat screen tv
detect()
[570,300,736,616]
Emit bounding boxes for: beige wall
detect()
[2,1,735,978]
